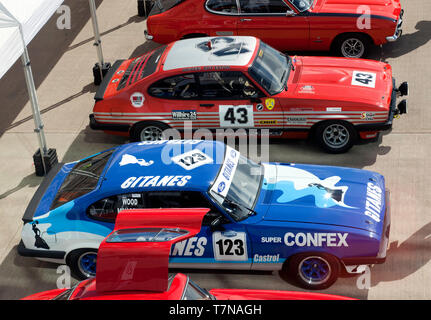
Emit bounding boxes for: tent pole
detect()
[21,47,48,174]
[89,0,104,81]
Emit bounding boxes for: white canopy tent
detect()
[0,0,106,175]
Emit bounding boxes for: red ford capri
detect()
[144,0,404,58]
[90,36,408,153]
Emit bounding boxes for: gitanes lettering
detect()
[121,175,191,189]
[171,237,207,256]
[365,182,383,222]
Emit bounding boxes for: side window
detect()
[87,193,146,223]
[198,71,261,99]
[239,0,292,14]
[206,0,238,14]
[146,191,223,226]
[148,74,199,99]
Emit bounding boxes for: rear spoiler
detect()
[96,208,208,293]
[94,60,125,102]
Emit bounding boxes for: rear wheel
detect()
[130,121,170,142]
[315,121,357,154]
[67,249,98,280]
[286,253,340,290]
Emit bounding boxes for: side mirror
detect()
[286,11,296,17]
[210,216,225,232]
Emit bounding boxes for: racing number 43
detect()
[219,105,254,127]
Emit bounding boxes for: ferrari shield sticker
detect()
[130,92,145,107]
[265,98,275,110]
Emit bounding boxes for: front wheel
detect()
[286,253,340,290]
[67,249,98,280]
[333,34,371,58]
[315,121,357,154]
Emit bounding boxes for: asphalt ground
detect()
[0,0,429,300]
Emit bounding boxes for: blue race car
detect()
[18,140,390,289]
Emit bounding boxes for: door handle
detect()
[200,103,215,107]
[240,18,252,22]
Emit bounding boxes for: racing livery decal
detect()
[119,154,154,167]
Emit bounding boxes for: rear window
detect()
[50,150,115,210]
[149,0,187,16]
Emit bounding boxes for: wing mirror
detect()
[210,216,226,232]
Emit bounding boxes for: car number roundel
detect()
[219,105,254,127]
[213,231,248,261]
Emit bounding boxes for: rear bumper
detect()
[89,114,130,132]
[17,240,65,260]
[22,162,64,224]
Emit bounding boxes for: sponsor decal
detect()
[138,140,202,145]
[286,116,307,124]
[261,236,282,243]
[171,237,207,256]
[171,149,213,170]
[361,112,375,120]
[326,107,342,112]
[265,98,275,110]
[119,154,154,167]
[352,71,376,88]
[290,107,313,112]
[284,232,349,247]
[298,85,315,94]
[256,104,264,111]
[365,182,383,222]
[262,164,355,209]
[130,92,145,108]
[210,146,240,197]
[213,231,248,261]
[172,110,197,121]
[121,175,191,189]
[259,120,278,125]
[253,254,280,263]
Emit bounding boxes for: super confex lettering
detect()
[365,182,383,222]
[121,175,191,189]
[284,232,349,247]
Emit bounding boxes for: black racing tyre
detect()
[66,249,98,280]
[286,253,340,290]
[130,121,170,142]
[315,121,357,154]
[332,33,371,58]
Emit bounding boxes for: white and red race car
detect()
[90,36,408,153]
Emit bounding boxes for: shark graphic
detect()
[263,165,355,209]
[119,154,154,167]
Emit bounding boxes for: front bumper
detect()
[386,10,404,42]
[355,78,408,132]
[144,30,153,40]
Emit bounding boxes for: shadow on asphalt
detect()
[0,0,104,138]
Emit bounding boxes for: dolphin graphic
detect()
[119,154,154,167]
[263,165,355,209]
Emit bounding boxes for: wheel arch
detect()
[330,32,376,52]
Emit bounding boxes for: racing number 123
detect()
[213,232,248,261]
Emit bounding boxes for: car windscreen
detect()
[209,148,263,222]
[149,0,187,16]
[248,41,290,95]
[287,0,313,12]
[50,149,115,210]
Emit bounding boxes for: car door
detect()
[144,190,253,270]
[196,70,283,131]
[236,0,310,51]
[147,73,204,129]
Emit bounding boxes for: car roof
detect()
[100,140,226,194]
[162,36,258,71]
